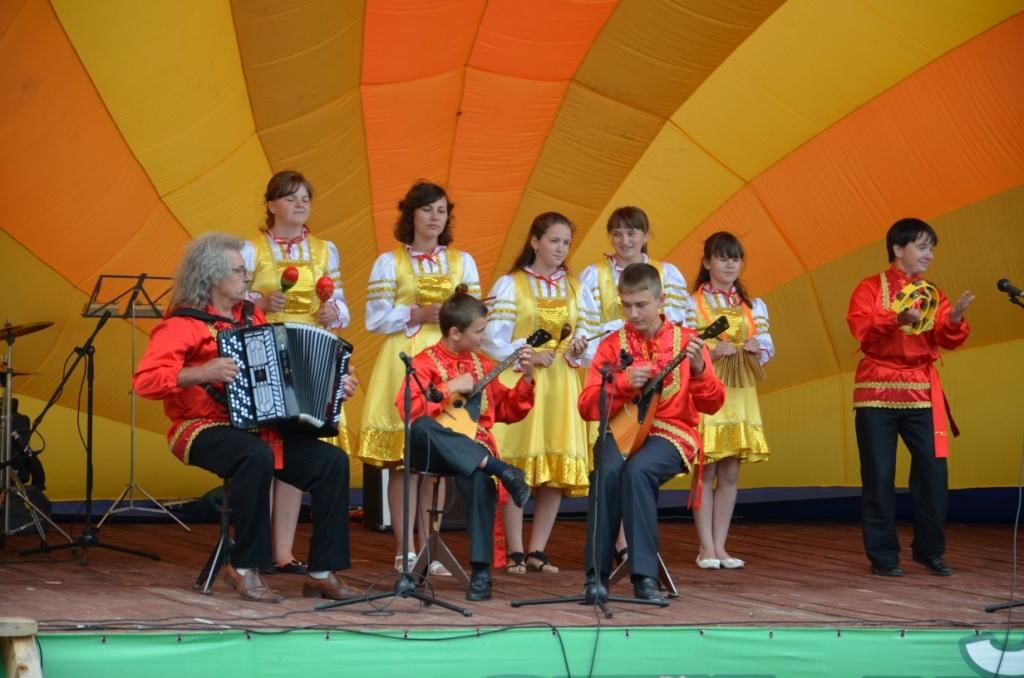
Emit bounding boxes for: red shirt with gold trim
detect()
[847,266,969,409]
[578,319,725,470]
[395,341,536,457]
[133,303,267,463]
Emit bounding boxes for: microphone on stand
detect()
[600,349,634,376]
[399,351,444,403]
[997,278,1022,298]
[619,349,634,369]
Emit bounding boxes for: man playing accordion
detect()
[134,232,358,603]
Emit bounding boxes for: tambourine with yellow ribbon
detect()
[890,279,939,334]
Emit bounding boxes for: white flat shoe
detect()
[429,561,452,576]
[720,557,746,569]
[696,556,721,569]
[394,552,416,572]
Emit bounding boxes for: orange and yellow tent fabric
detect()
[1,0,1021,500]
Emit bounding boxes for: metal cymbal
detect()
[1,321,53,339]
[0,364,36,378]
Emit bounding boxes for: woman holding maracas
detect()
[242,170,352,575]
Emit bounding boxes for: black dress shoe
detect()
[466,568,492,601]
[632,576,666,604]
[913,554,953,576]
[498,467,531,508]
[870,564,905,577]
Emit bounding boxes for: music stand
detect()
[21,279,159,562]
[86,274,188,533]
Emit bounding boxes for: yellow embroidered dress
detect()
[357,246,481,466]
[576,254,695,365]
[483,269,589,495]
[694,285,773,463]
[242,229,352,450]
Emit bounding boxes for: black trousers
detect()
[408,417,495,567]
[585,434,684,580]
[188,426,351,572]
[855,407,948,567]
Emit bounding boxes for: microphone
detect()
[427,383,444,403]
[997,278,1022,298]
[398,351,413,368]
[241,300,256,327]
[619,348,634,369]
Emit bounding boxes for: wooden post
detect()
[0,618,41,678]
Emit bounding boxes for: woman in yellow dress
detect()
[357,181,481,573]
[242,170,351,574]
[691,231,773,570]
[484,212,589,574]
[575,205,695,563]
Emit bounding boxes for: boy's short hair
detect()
[618,262,662,298]
[886,218,938,262]
[439,292,488,335]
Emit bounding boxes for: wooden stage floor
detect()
[0,517,1018,632]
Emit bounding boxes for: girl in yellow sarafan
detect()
[691,231,774,571]
[484,212,589,575]
[242,170,351,575]
[576,206,695,365]
[357,181,481,573]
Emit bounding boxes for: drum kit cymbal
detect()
[1,320,75,543]
[2,321,51,386]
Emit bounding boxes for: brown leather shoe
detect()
[221,565,284,603]
[302,572,359,600]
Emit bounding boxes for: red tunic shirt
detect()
[395,341,536,457]
[578,319,725,469]
[133,303,267,463]
[846,266,969,456]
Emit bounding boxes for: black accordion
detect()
[217,323,353,436]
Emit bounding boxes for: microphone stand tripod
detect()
[21,312,159,563]
[984,297,1023,612]
[511,353,667,618]
[316,354,471,616]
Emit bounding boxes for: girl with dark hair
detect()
[690,231,774,570]
[483,212,589,575]
[356,181,481,575]
[242,170,351,576]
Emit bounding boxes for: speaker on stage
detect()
[361,463,466,532]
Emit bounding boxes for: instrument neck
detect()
[466,351,519,401]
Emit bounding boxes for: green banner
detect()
[19,627,1024,678]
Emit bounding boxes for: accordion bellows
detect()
[218,323,353,436]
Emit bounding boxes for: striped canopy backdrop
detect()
[2,0,1022,500]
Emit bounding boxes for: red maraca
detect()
[280,266,299,292]
[315,276,335,302]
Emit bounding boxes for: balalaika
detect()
[609,315,729,455]
[217,323,353,436]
